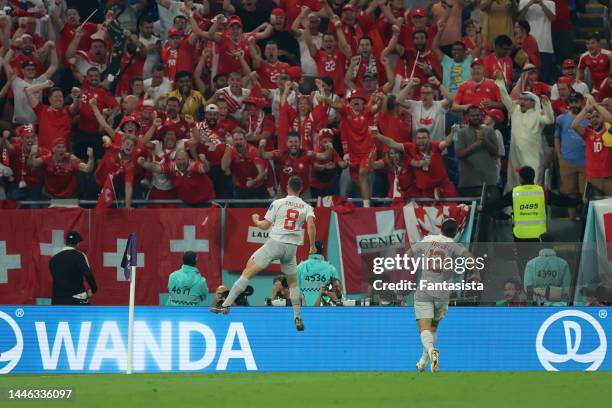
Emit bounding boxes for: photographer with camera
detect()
[266,275,291,306]
[297,240,340,306]
[213,284,254,307]
[315,278,343,306]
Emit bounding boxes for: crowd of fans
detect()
[0,0,610,210]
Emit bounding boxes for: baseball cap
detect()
[568,91,584,101]
[342,4,357,12]
[557,76,573,86]
[287,66,302,81]
[271,8,285,17]
[227,15,242,27]
[15,124,36,136]
[347,89,368,101]
[410,8,427,17]
[205,104,219,112]
[167,27,182,38]
[52,137,66,148]
[471,58,484,67]
[562,59,577,68]
[66,231,83,245]
[486,109,505,124]
[22,60,36,69]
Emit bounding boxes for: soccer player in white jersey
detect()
[406,218,480,372]
[211,176,316,331]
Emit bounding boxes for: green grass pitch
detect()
[1,372,610,408]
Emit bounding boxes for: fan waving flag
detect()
[120,233,137,281]
[96,174,116,209]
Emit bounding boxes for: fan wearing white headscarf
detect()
[496,73,554,192]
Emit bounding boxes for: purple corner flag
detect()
[120,233,137,280]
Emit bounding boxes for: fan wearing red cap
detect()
[398,7,437,51]
[241,86,276,155]
[253,40,291,90]
[3,125,46,190]
[76,67,119,160]
[207,13,273,76]
[550,59,589,100]
[29,138,94,198]
[317,81,383,207]
[161,24,199,88]
[453,59,503,112]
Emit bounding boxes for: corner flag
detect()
[120,233,137,280]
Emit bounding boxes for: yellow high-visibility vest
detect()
[512,185,547,239]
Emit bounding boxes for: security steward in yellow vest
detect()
[487,166,580,242]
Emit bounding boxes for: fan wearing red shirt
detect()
[510,64,551,99]
[278,0,324,29]
[3,125,47,197]
[161,27,185,88]
[156,97,191,141]
[346,37,386,90]
[578,33,612,93]
[551,78,572,116]
[95,134,139,210]
[333,3,381,56]
[385,29,442,100]
[376,0,406,44]
[259,132,331,194]
[396,8,437,51]
[453,58,504,113]
[319,86,382,207]
[29,139,94,198]
[483,35,514,86]
[51,6,102,66]
[25,80,80,151]
[373,128,457,199]
[138,149,215,207]
[310,130,347,197]
[221,129,268,199]
[571,99,612,196]
[596,72,612,102]
[207,15,273,77]
[369,147,417,199]
[66,29,109,83]
[252,40,290,90]
[305,17,352,94]
[75,67,120,160]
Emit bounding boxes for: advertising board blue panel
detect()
[0,307,609,373]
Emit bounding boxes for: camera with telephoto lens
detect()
[217,285,254,307]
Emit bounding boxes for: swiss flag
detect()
[96,174,116,210]
[404,202,472,244]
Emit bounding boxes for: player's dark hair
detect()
[213,73,227,83]
[315,240,324,255]
[86,67,100,74]
[452,41,466,50]
[359,36,373,45]
[467,105,482,115]
[323,31,337,39]
[49,87,63,98]
[518,166,535,184]
[412,30,428,40]
[415,127,430,136]
[139,15,155,26]
[517,20,530,35]
[494,35,513,48]
[175,71,193,81]
[183,251,197,267]
[167,96,181,105]
[287,176,303,194]
[320,76,334,91]
[503,278,521,290]
[266,40,278,47]
[287,131,301,140]
[441,219,458,237]
[586,32,601,42]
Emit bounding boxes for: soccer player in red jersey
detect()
[304,15,351,95]
[318,81,382,207]
[207,14,273,77]
[571,95,612,196]
[29,139,94,198]
[578,32,612,93]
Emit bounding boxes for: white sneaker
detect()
[416,359,427,372]
[428,348,440,372]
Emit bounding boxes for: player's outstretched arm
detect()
[252,213,272,230]
[307,216,316,253]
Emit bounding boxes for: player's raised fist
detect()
[251,213,261,224]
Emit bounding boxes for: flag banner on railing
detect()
[0,208,222,305]
[337,203,474,294]
[223,208,332,273]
